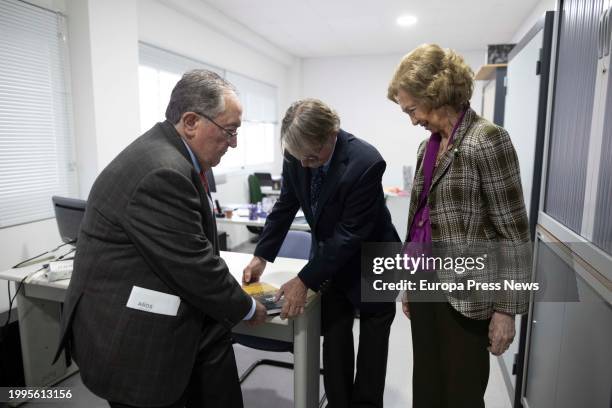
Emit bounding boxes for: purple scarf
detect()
[407,108,467,244]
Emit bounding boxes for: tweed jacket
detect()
[406,108,531,320]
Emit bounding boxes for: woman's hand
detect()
[488,311,515,355]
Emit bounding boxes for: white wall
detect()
[512,0,557,43]
[137,0,301,246]
[70,0,298,204]
[300,50,483,239]
[0,0,299,313]
[0,0,556,313]
[301,50,485,188]
[68,0,141,198]
[137,0,299,171]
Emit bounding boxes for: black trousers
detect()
[321,284,396,408]
[109,323,243,408]
[409,302,490,408]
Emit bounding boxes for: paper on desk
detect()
[235,208,250,217]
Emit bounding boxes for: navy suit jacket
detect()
[254,129,400,309]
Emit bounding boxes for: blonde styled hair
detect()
[387,44,474,111]
[281,98,340,158]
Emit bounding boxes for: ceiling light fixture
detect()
[396,15,418,27]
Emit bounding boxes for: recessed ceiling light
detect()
[396,15,418,27]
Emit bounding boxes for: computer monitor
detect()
[254,172,273,187]
[204,169,216,193]
[52,196,86,244]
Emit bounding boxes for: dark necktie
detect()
[199,170,210,196]
[310,167,325,214]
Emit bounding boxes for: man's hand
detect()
[246,300,267,327]
[488,311,515,355]
[243,256,267,284]
[275,277,308,320]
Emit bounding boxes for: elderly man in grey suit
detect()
[55,70,267,408]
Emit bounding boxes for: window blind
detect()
[138,43,277,172]
[0,0,77,228]
[225,72,277,123]
[138,43,224,132]
[221,73,277,171]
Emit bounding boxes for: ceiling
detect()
[199,0,541,58]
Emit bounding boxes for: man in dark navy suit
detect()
[243,98,398,408]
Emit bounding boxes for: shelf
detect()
[475,63,507,80]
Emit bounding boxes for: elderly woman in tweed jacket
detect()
[387,44,530,408]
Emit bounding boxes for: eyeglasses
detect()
[195,111,238,140]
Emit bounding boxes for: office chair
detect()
[247,174,264,242]
[254,172,273,187]
[248,174,264,204]
[276,230,311,259]
[235,231,326,407]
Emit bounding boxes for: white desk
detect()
[216,215,311,232]
[384,193,410,241]
[222,252,321,407]
[0,250,321,408]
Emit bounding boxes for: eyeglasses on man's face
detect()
[195,111,239,140]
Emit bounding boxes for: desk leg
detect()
[293,296,321,408]
[16,289,76,387]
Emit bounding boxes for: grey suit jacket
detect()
[55,121,252,406]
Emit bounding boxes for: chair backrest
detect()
[248,174,263,204]
[52,196,87,244]
[254,172,273,187]
[277,230,312,260]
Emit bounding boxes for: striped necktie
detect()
[310,167,325,214]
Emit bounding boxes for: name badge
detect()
[126,286,180,316]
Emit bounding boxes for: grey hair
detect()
[165,69,237,124]
[281,98,340,158]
